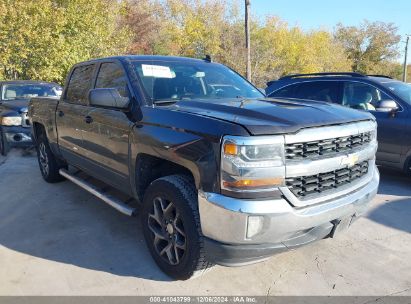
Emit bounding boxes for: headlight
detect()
[1,116,22,126]
[221,136,285,194]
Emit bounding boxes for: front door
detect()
[342,81,406,165]
[81,61,132,193]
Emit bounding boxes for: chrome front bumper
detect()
[2,126,32,145]
[199,164,379,246]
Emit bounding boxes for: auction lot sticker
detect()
[142,64,174,78]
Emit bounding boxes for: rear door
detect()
[342,81,406,165]
[56,64,96,165]
[81,61,133,193]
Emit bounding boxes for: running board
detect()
[59,169,136,216]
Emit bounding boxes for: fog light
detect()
[247,216,264,238]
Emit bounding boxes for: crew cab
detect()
[29,56,379,280]
[0,80,62,155]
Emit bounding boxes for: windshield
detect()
[1,83,62,101]
[132,60,263,103]
[380,81,411,104]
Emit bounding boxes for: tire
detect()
[0,130,10,156]
[141,175,212,280]
[36,132,65,183]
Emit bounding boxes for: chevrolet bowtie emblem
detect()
[341,154,359,167]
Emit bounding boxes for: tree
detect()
[238,16,351,87]
[0,0,131,83]
[335,20,401,74]
[156,0,227,58]
[119,0,160,54]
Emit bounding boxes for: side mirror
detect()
[376,100,398,113]
[89,88,129,109]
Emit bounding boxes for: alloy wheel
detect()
[39,142,49,176]
[147,197,186,265]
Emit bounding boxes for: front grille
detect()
[286,161,369,199]
[285,132,372,160]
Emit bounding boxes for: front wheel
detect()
[141,175,212,280]
[36,132,65,183]
[0,130,10,156]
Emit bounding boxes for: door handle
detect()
[58,111,64,117]
[84,116,93,124]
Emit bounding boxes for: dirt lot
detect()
[0,149,410,296]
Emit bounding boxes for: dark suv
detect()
[266,73,411,175]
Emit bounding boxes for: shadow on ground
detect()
[367,198,411,234]
[365,167,411,234]
[0,150,171,282]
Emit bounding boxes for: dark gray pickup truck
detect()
[29,55,379,280]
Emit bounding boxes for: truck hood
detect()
[0,99,29,113]
[168,98,375,135]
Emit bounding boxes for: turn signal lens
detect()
[223,142,238,155]
[222,177,284,189]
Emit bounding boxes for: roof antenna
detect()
[204,54,212,62]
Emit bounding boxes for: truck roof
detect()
[74,55,212,66]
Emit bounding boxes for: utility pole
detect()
[403,35,410,83]
[245,0,251,81]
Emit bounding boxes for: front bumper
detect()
[199,164,379,266]
[1,126,33,147]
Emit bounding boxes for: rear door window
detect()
[294,81,341,103]
[65,65,95,105]
[95,62,129,97]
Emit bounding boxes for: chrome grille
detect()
[286,161,369,199]
[285,132,372,160]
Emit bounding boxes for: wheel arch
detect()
[134,153,197,203]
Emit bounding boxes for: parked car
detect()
[29,56,379,280]
[0,80,62,155]
[266,73,411,175]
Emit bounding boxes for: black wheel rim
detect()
[39,142,49,176]
[147,197,186,266]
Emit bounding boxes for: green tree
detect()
[157,0,227,58]
[0,0,131,83]
[335,20,401,74]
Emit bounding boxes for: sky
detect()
[251,0,410,56]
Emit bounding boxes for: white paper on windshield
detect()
[142,64,174,78]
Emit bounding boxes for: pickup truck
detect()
[29,55,379,280]
[0,80,62,155]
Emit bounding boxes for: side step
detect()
[59,169,136,216]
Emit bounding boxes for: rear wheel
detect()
[141,175,212,280]
[36,132,65,183]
